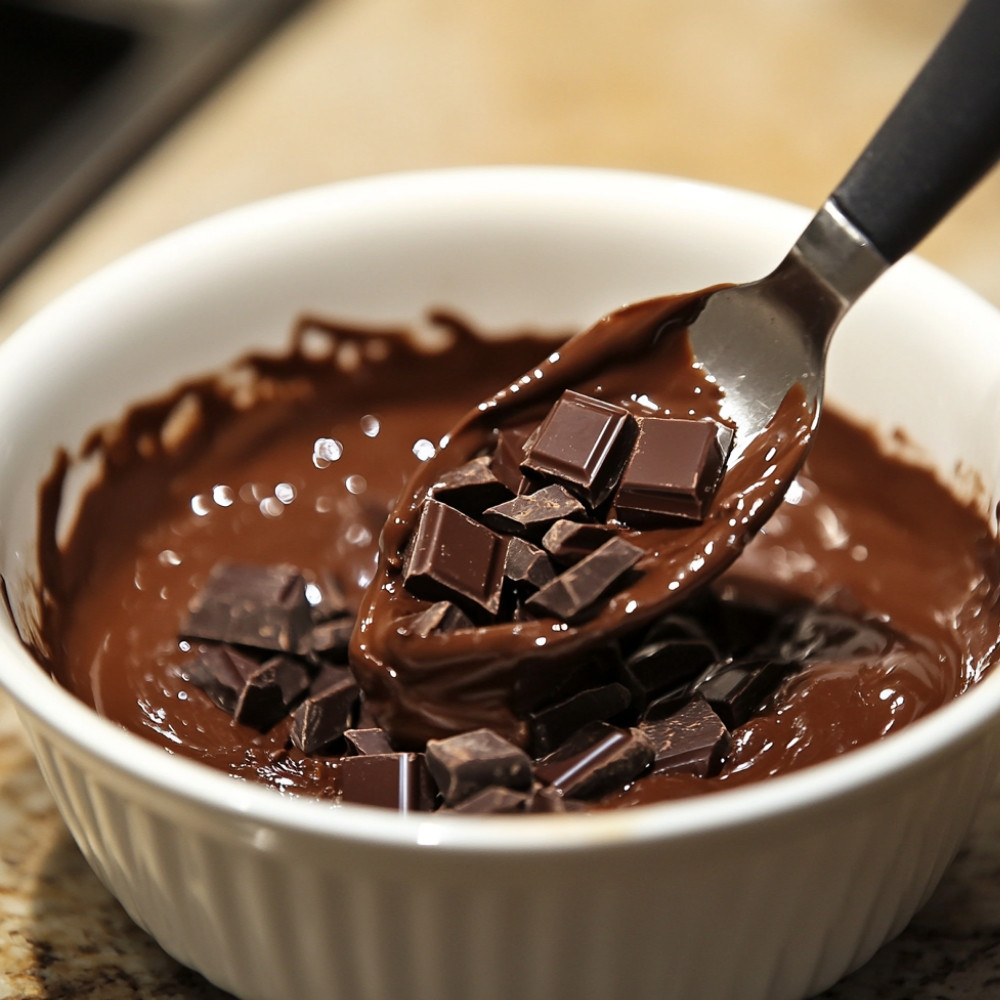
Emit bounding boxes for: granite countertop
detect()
[2,1,999,996]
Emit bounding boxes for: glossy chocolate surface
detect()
[28,310,1000,807]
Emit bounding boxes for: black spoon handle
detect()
[832,0,1000,264]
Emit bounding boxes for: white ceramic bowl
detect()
[3,168,1000,1000]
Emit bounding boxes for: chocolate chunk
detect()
[233,654,311,731]
[482,484,585,539]
[490,422,537,494]
[528,682,633,757]
[525,536,643,621]
[696,657,789,729]
[425,728,533,805]
[639,699,731,777]
[623,637,719,711]
[344,727,395,755]
[447,785,529,814]
[521,390,638,508]
[289,665,361,753]
[503,537,556,595]
[186,643,261,714]
[429,456,513,514]
[403,499,506,617]
[303,617,354,662]
[336,753,436,811]
[182,562,314,653]
[541,519,618,566]
[403,600,475,637]
[533,721,653,799]
[614,417,734,525]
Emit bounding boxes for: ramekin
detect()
[2,168,1000,1000]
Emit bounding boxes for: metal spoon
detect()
[694,0,1000,471]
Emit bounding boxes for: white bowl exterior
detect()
[3,168,1000,1000]
[23,704,1000,1000]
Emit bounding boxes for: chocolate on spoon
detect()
[351,0,1000,747]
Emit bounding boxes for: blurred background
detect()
[0,0,997,342]
[2,1,1000,996]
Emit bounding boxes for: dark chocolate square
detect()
[639,698,731,777]
[289,665,361,753]
[182,562,314,653]
[425,728,532,805]
[521,390,638,508]
[696,657,788,729]
[403,499,507,617]
[336,753,436,812]
[614,417,734,525]
[532,721,653,799]
[429,456,513,514]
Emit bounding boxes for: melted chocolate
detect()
[353,295,811,747]
[27,311,1000,807]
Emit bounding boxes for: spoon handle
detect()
[832,0,1000,264]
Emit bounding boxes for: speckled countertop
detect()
[2,1,1000,996]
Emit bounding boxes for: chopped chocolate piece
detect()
[528,682,633,757]
[336,753,435,812]
[623,637,719,710]
[183,562,314,653]
[344,727,395,756]
[303,616,354,662]
[614,417,734,525]
[490,422,537,494]
[541,519,618,566]
[525,536,643,621]
[233,654,311,731]
[403,600,475,637]
[639,699,731,777]
[503,536,557,595]
[521,390,638,508]
[306,570,350,622]
[289,665,361,753]
[448,785,529,814]
[402,499,506,617]
[429,456,513,514]
[697,657,789,729]
[425,728,533,805]
[482,484,585,539]
[533,721,654,799]
[186,643,261,714]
